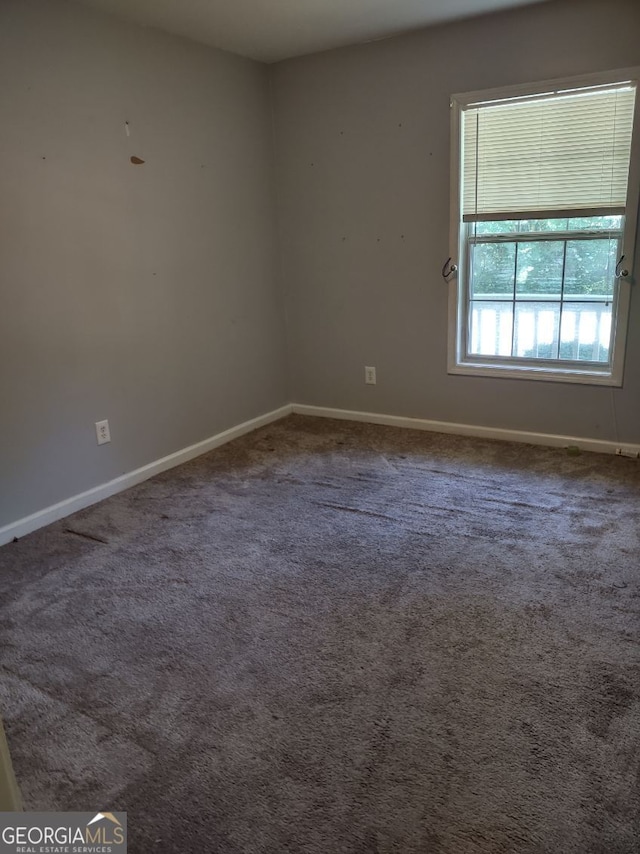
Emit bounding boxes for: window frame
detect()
[448,68,640,387]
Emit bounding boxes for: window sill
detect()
[449,360,622,387]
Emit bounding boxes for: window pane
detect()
[513,302,560,359]
[470,242,515,297]
[516,241,564,296]
[469,301,513,356]
[472,215,623,237]
[474,220,519,235]
[567,215,623,231]
[517,218,568,233]
[564,239,616,297]
[559,302,611,362]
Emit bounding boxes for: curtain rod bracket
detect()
[442,258,458,281]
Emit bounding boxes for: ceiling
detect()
[77,0,552,64]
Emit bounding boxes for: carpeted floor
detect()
[1,415,639,853]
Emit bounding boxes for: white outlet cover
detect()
[365,366,377,385]
[95,419,111,445]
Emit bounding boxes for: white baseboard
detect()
[0,404,292,547]
[3,400,637,547]
[291,403,640,458]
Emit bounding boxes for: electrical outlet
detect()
[95,419,111,445]
[365,366,377,385]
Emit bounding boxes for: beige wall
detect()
[272,0,640,442]
[0,0,287,528]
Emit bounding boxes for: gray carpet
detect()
[1,415,639,853]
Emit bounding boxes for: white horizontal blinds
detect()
[462,84,637,222]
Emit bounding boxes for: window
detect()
[448,70,640,385]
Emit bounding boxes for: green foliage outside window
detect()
[470,217,621,298]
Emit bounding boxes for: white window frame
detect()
[448,68,640,386]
